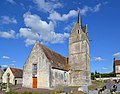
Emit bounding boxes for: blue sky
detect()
[0,0,120,73]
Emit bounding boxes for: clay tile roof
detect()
[10,68,23,78]
[114,60,120,66]
[39,43,69,71]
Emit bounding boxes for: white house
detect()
[0,68,3,84]
[114,58,120,77]
[2,67,23,85]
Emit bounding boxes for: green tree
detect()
[91,72,95,80]
[3,67,7,72]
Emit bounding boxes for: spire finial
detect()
[36,40,39,44]
[77,9,82,26]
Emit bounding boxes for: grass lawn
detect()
[88,80,106,90]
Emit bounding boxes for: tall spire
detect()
[77,9,82,27]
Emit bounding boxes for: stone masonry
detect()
[69,11,91,86]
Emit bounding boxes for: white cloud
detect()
[25,39,36,46]
[19,28,40,40]
[20,3,25,10]
[93,3,101,12]
[33,0,62,13]
[6,0,16,4]
[80,3,101,15]
[48,10,77,21]
[19,28,39,46]
[93,57,104,62]
[8,64,14,67]
[23,12,54,32]
[12,60,16,63]
[19,12,69,46]
[48,3,102,22]
[113,52,120,58]
[1,65,8,68]
[1,64,14,68]
[102,67,108,70]
[64,22,75,32]
[2,56,10,59]
[1,16,17,24]
[0,30,16,39]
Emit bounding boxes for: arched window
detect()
[64,72,67,82]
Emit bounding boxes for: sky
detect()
[0,0,120,73]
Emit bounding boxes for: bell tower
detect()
[69,10,91,86]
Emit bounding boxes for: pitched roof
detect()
[114,60,120,66]
[10,68,23,78]
[39,43,69,71]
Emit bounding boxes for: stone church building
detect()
[22,11,91,89]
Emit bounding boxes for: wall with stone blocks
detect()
[50,68,69,88]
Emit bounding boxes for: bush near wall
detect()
[1,83,13,89]
[96,73,116,78]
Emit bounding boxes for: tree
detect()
[91,72,95,80]
[95,70,98,75]
[3,67,7,72]
[95,70,100,78]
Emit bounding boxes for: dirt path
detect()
[11,85,50,93]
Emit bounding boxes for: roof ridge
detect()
[10,67,23,70]
[39,43,67,59]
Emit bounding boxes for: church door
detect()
[33,77,37,88]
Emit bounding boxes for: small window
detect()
[33,64,37,74]
[64,72,67,82]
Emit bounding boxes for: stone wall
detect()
[115,66,120,77]
[22,41,50,88]
[69,24,91,86]
[15,78,22,85]
[50,68,69,88]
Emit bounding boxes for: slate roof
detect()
[114,60,120,66]
[10,68,23,78]
[39,43,69,71]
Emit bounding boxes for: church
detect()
[22,11,91,89]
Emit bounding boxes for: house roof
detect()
[39,43,69,71]
[0,69,3,76]
[10,68,23,78]
[114,60,120,66]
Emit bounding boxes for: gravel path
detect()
[11,85,50,93]
[0,91,4,94]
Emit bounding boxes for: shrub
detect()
[22,92,32,94]
[6,91,18,94]
[1,83,7,89]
